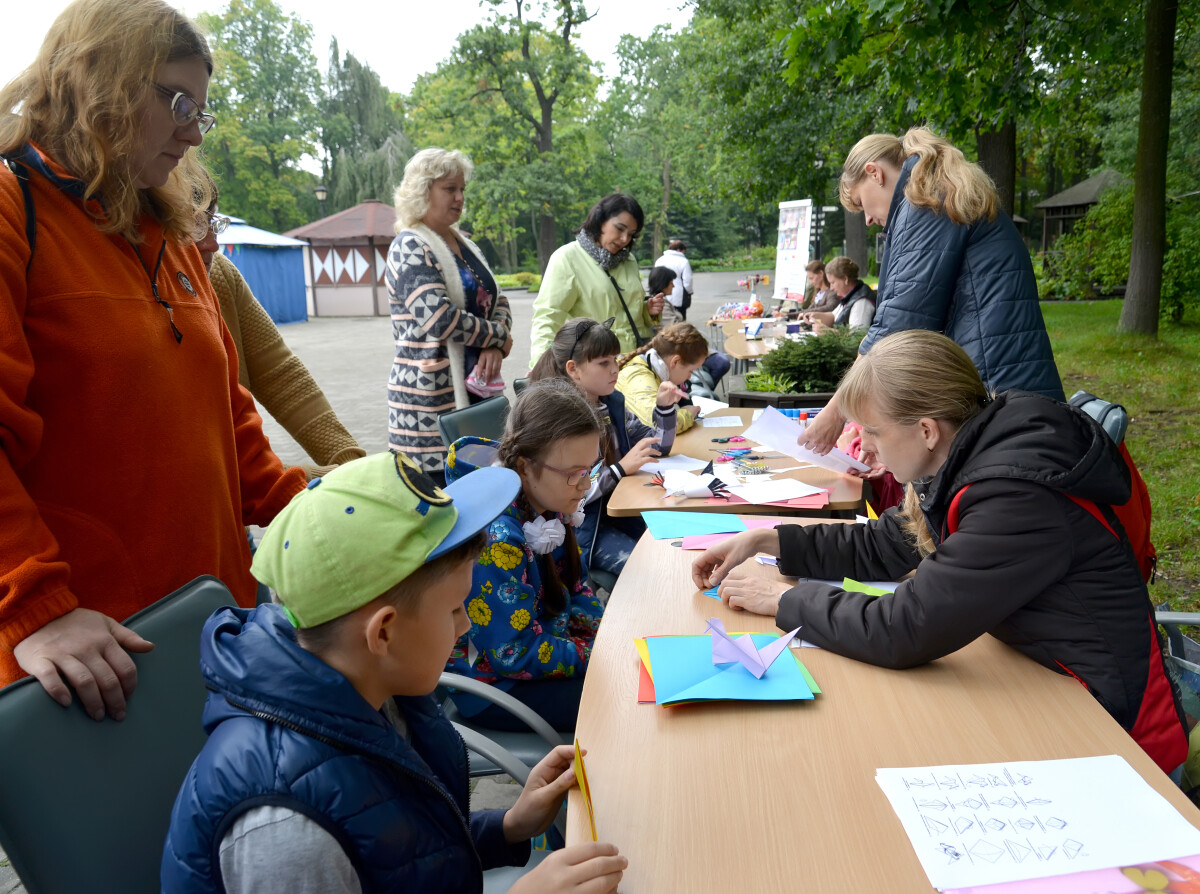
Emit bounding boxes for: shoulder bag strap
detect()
[606,272,646,346]
[2,156,36,274]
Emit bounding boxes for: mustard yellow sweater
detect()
[209,254,364,479]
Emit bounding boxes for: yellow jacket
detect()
[616,355,697,434]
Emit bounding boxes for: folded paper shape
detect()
[706,617,800,678]
[573,739,598,842]
[640,632,818,705]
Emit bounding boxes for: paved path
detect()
[254,268,767,467]
[0,268,771,892]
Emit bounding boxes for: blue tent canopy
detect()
[216,218,308,324]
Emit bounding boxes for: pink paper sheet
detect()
[705,490,830,509]
[680,517,786,550]
[944,853,1200,893]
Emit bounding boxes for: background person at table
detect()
[387,147,513,483]
[162,452,626,894]
[616,322,708,434]
[646,265,680,327]
[803,259,839,314]
[529,193,663,360]
[693,331,1186,774]
[531,317,680,578]
[0,0,306,720]
[654,239,693,322]
[194,173,364,481]
[801,126,1063,455]
[444,381,606,732]
[802,256,876,333]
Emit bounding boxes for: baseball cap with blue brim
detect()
[252,451,520,629]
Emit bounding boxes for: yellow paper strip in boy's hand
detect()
[866,500,879,520]
[573,739,598,842]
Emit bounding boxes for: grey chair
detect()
[437,395,511,450]
[0,575,234,894]
[439,672,568,779]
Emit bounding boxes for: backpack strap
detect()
[944,481,1123,546]
[2,155,36,275]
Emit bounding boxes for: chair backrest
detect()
[0,576,234,894]
[513,376,530,397]
[436,395,511,449]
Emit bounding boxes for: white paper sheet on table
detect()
[693,396,731,416]
[875,755,1200,891]
[728,478,826,504]
[699,416,741,428]
[642,454,709,473]
[751,409,764,421]
[742,406,870,474]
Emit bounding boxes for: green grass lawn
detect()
[1041,301,1200,610]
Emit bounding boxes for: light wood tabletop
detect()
[606,408,862,516]
[566,531,1200,891]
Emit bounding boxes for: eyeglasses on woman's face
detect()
[151,82,216,134]
[193,212,230,242]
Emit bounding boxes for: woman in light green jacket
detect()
[529,194,663,363]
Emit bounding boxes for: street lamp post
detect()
[314,183,328,219]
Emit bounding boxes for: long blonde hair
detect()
[839,126,998,226]
[0,0,213,242]
[837,330,989,555]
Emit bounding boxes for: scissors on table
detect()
[711,436,746,444]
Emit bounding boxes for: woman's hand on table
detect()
[691,528,779,590]
[800,403,846,456]
[655,380,687,408]
[512,842,626,894]
[718,567,790,617]
[475,348,504,383]
[13,607,154,721]
[618,436,661,475]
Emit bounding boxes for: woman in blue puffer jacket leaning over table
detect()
[803,126,1064,455]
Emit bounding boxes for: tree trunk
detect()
[537,212,557,274]
[976,119,1016,217]
[844,211,867,273]
[654,155,671,261]
[1120,0,1179,335]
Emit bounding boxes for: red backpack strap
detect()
[1064,494,1119,540]
[942,484,973,539]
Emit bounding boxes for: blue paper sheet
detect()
[642,511,748,540]
[643,633,816,705]
[703,586,721,600]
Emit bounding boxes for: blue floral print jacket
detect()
[443,438,604,692]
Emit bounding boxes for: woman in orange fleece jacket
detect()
[0,0,306,720]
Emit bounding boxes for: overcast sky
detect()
[3,0,693,95]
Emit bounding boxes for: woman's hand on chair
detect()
[13,608,154,721]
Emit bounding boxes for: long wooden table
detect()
[566,531,1200,890]
[606,408,863,516]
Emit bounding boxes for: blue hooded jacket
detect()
[862,155,1064,400]
[161,604,527,893]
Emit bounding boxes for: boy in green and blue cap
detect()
[161,452,624,894]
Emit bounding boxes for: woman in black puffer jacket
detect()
[694,331,1185,775]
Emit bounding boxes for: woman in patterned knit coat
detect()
[386,148,513,483]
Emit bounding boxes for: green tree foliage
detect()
[455,0,598,271]
[199,0,323,231]
[321,41,409,211]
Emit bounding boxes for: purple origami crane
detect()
[705,618,801,679]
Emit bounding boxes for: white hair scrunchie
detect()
[523,516,567,555]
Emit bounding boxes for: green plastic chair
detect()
[436,395,511,450]
[0,576,234,894]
